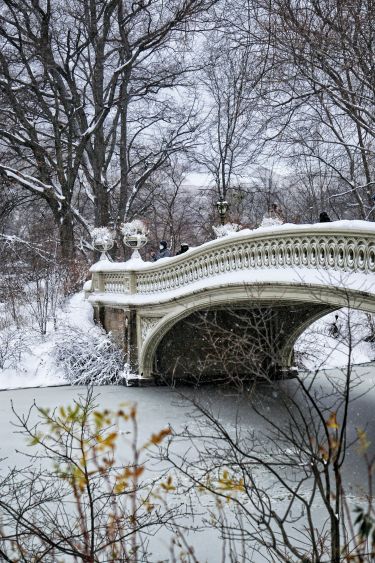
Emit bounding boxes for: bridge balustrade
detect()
[90,224,375,297]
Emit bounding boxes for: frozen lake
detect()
[1,364,374,561]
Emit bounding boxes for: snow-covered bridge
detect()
[87,221,375,381]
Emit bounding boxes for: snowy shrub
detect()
[1,233,79,334]
[54,325,126,385]
[120,219,148,236]
[0,327,29,369]
[212,223,241,238]
[0,272,25,327]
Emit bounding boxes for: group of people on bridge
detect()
[150,207,333,262]
[151,241,189,262]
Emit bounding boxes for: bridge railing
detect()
[89,222,375,297]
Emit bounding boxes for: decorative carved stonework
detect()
[136,230,375,294]
[103,273,130,294]
[91,225,375,300]
[140,317,161,343]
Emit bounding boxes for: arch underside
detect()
[140,282,375,379]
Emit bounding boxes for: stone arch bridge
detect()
[87,222,375,381]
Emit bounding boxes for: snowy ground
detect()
[294,308,375,370]
[0,293,102,390]
[0,292,374,390]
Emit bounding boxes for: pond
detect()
[1,363,374,562]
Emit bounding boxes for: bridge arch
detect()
[139,282,375,379]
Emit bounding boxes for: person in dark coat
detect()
[176,243,189,256]
[328,314,340,338]
[270,203,284,222]
[151,240,172,261]
[319,212,331,222]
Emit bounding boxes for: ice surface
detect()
[1,365,375,561]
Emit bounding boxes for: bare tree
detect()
[157,305,375,561]
[257,0,375,220]
[195,7,270,208]
[0,0,219,260]
[145,161,209,254]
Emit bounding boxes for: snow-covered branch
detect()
[0,166,64,199]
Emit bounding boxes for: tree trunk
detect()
[118,77,131,223]
[58,209,75,262]
[94,183,110,228]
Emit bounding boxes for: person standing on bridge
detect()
[176,243,189,256]
[319,211,331,222]
[151,240,172,261]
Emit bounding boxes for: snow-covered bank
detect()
[0,293,107,390]
[295,308,375,369]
